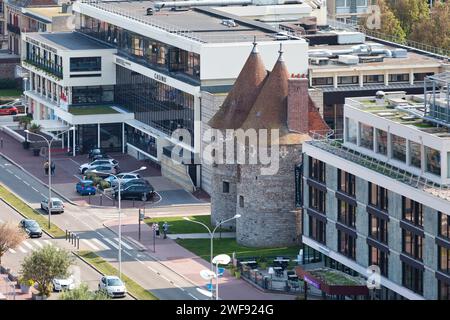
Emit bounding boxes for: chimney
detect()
[287,77,309,133]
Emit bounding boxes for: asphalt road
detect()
[0,201,133,300]
[0,155,207,300]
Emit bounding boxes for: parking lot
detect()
[0,131,205,208]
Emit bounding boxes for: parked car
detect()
[19,219,42,238]
[98,276,126,298]
[84,165,117,178]
[40,197,64,214]
[79,159,119,174]
[88,148,108,161]
[6,99,26,113]
[105,173,141,188]
[113,180,155,201]
[52,275,76,292]
[76,180,97,195]
[0,104,18,115]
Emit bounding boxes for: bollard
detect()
[1,138,3,149]
[67,231,71,242]
[77,236,80,250]
[65,230,68,240]
[100,194,103,206]
[89,194,91,204]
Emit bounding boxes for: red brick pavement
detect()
[104,217,295,300]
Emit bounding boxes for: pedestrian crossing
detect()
[7,239,54,255]
[80,237,136,252]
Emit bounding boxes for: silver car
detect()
[79,159,119,174]
[84,165,117,178]
[40,197,64,213]
[104,173,141,188]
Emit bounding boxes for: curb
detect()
[0,153,78,206]
[71,251,138,301]
[152,202,210,209]
[101,222,202,290]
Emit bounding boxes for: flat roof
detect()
[347,94,450,139]
[83,1,294,43]
[25,7,72,20]
[25,32,113,51]
[309,42,443,72]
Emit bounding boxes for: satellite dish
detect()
[212,254,231,265]
[200,269,216,280]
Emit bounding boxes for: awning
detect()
[33,119,69,132]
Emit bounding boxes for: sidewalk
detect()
[167,232,236,239]
[104,217,295,300]
[0,274,33,300]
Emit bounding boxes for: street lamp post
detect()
[25,127,74,229]
[183,214,240,299]
[92,166,147,279]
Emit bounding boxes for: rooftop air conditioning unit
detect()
[338,54,359,65]
[392,48,407,58]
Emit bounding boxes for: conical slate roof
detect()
[240,46,307,145]
[208,42,268,130]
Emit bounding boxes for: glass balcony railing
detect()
[24,55,63,79]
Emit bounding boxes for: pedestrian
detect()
[162,222,169,239]
[154,223,160,238]
[44,160,49,175]
[50,161,55,175]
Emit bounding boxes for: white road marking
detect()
[22,241,34,250]
[146,265,157,273]
[43,240,52,246]
[32,241,43,248]
[82,239,100,251]
[14,174,21,180]
[125,236,146,249]
[114,238,133,250]
[17,246,27,254]
[31,187,39,193]
[8,248,16,254]
[175,284,185,291]
[188,293,199,300]
[23,181,30,186]
[69,158,81,166]
[6,169,13,174]
[92,238,110,250]
[102,238,119,250]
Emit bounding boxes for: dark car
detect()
[19,219,42,238]
[113,180,155,201]
[88,148,108,161]
[112,178,151,191]
[84,165,117,178]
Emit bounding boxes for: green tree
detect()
[375,0,407,42]
[388,0,430,36]
[21,245,74,297]
[60,283,110,300]
[410,1,450,52]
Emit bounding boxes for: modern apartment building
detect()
[299,73,450,300]
[21,0,308,191]
[305,27,449,133]
[6,0,74,55]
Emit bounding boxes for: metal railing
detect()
[307,132,450,202]
[79,0,206,43]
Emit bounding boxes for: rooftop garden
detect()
[309,269,364,286]
[68,105,120,115]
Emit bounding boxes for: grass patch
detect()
[176,238,300,264]
[69,105,119,115]
[78,251,158,300]
[309,269,363,286]
[144,215,229,234]
[0,89,22,97]
[0,184,65,238]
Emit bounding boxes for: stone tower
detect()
[208,42,267,230]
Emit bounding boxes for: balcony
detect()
[24,55,63,80]
[7,23,20,35]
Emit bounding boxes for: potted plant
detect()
[18,277,34,294]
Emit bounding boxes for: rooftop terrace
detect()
[346,94,450,139]
[24,32,114,51]
[79,0,296,43]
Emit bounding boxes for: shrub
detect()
[18,276,35,287]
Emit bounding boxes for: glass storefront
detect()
[409,141,421,169]
[360,123,373,150]
[100,123,122,152]
[391,134,406,162]
[72,86,114,105]
[425,146,441,176]
[346,117,357,144]
[115,66,195,142]
[376,129,387,155]
[125,124,157,158]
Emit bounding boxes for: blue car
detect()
[76,180,96,195]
